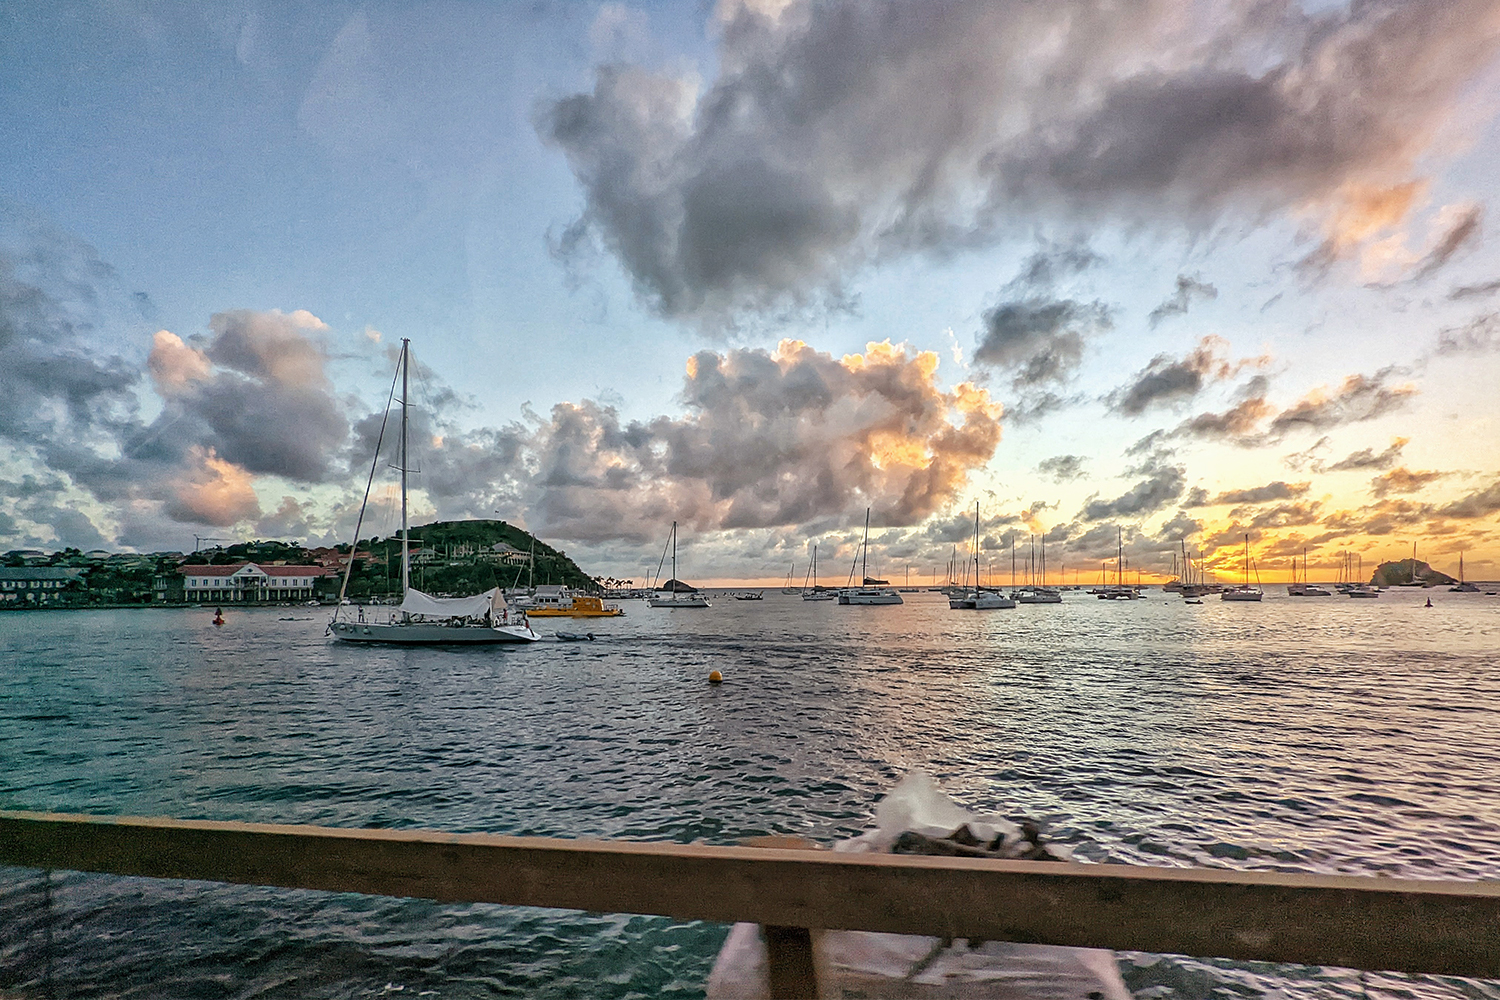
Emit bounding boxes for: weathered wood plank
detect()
[3,810,1499,977]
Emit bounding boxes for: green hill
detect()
[352,519,599,597]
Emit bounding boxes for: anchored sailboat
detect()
[802,543,835,601]
[838,509,902,605]
[649,522,710,608]
[950,502,1014,610]
[1221,534,1264,602]
[328,340,537,644]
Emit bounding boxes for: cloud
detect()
[1327,437,1407,472]
[1147,274,1217,327]
[1434,313,1500,356]
[1411,203,1483,280]
[527,340,1003,542]
[973,297,1112,386]
[1037,454,1087,482]
[1240,500,1324,529]
[145,309,349,483]
[1449,279,1500,301]
[1106,336,1242,415]
[164,446,263,526]
[1175,375,1274,442]
[540,0,1500,325]
[1436,477,1500,519]
[1007,239,1103,290]
[1213,481,1310,505]
[1370,467,1445,498]
[1266,366,1416,436]
[1079,464,1186,522]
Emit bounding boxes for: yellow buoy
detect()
[708,670,723,684]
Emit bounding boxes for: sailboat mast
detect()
[671,521,678,588]
[865,511,875,582]
[973,502,980,591]
[400,338,411,596]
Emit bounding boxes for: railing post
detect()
[745,836,827,999]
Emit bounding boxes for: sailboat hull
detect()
[648,595,710,608]
[330,620,539,643]
[838,589,903,605]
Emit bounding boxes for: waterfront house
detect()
[177,563,330,603]
[0,567,86,604]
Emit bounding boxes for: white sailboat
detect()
[1286,548,1331,596]
[1221,534,1264,602]
[838,509,902,605]
[1451,551,1480,593]
[649,521,710,608]
[802,543,835,601]
[329,340,538,644]
[951,502,1014,610]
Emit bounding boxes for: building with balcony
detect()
[177,563,330,603]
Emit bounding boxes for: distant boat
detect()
[328,340,537,644]
[526,594,625,618]
[1221,535,1263,602]
[733,591,764,601]
[1451,552,1480,593]
[838,510,902,605]
[648,522,710,608]
[1287,549,1331,597]
[802,543,835,601]
[780,563,800,595]
[951,502,1015,610]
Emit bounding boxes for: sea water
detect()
[3,591,1499,998]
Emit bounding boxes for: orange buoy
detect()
[708,670,723,685]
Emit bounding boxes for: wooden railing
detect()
[3,810,1499,996]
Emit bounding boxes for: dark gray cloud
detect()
[541,0,1500,325]
[1008,240,1103,290]
[1214,481,1310,505]
[1449,279,1500,301]
[1412,204,1483,280]
[1436,477,1500,519]
[149,311,349,483]
[1434,313,1500,356]
[1175,375,1274,442]
[1266,366,1416,436]
[1370,467,1445,498]
[1106,337,1234,415]
[1037,454,1087,482]
[973,298,1111,385]
[1080,464,1186,521]
[1327,437,1407,472]
[1147,274,1217,327]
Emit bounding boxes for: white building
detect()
[178,563,329,603]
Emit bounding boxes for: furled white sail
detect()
[397,587,506,618]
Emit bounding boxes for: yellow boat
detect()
[524,595,624,618]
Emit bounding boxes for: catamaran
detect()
[838,509,902,605]
[328,340,537,644]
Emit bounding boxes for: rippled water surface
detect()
[3,591,1500,998]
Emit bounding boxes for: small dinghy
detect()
[556,631,596,642]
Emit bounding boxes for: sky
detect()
[3,0,1500,586]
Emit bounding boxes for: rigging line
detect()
[334,358,402,611]
[650,525,672,590]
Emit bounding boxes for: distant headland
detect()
[1,519,604,608]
